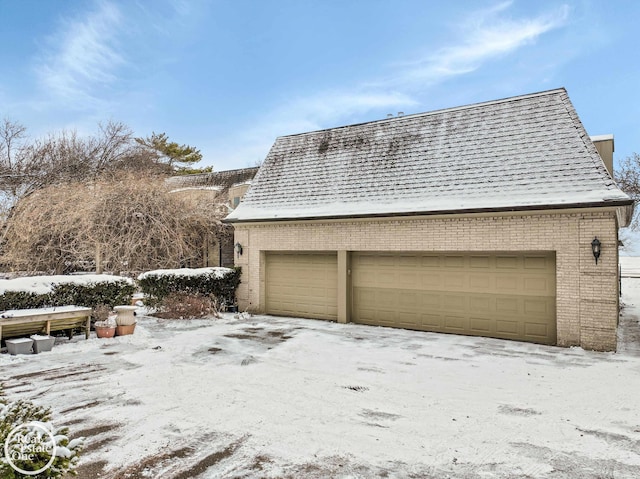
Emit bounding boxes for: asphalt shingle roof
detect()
[226,88,631,222]
[166,167,258,193]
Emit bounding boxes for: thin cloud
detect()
[223,2,570,170]
[392,3,570,88]
[36,1,125,109]
[283,90,418,131]
[204,89,417,170]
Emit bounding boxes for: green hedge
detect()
[0,279,135,311]
[138,267,241,307]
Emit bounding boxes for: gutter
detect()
[223,199,634,225]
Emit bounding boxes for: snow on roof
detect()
[231,180,253,188]
[0,275,133,296]
[226,88,632,223]
[166,167,259,191]
[169,186,223,194]
[590,134,614,142]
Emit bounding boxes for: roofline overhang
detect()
[223,199,634,225]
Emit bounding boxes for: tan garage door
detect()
[265,252,337,320]
[352,252,556,345]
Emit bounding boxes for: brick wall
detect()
[233,209,620,351]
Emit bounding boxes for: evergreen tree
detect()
[135,132,206,174]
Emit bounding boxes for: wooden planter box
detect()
[0,306,92,341]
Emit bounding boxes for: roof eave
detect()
[617,202,635,228]
[223,199,634,224]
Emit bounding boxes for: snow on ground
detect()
[620,255,640,277]
[2,285,640,477]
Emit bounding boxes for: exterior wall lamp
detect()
[235,242,243,257]
[591,237,601,264]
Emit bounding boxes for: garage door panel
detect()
[496,256,519,269]
[442,294,467,311]
[444,315,468,331]
[266,253,337,321]
[523,298,554,317]
[398,272,418,288]
[444,256,465,268]
[496,275,521,292]
[421,256,440,268]
[524,322,550,339]
[421,313,443,328]
[398,255,419,268]
[469,296,493,313]
[352,252,556,345]
[444,273,466,289]
[377,274,399,287]
[420,292,441,309]
[469,274,493,290]
[524,256,550,269]
[399,291,418,306]
[496,298,519,314]
[420,273,443,289]
[469,255,491,268]
[524,276,553,295]
[397,312,420,327]
[496,319,519,335]
[470,317,493,334]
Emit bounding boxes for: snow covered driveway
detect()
[2,283,640,478]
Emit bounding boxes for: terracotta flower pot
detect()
[115,323,136,336]
[95,325,116,338]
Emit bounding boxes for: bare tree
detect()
[0,120,167,211]
[615,152,640,229]
[0,119,30,214]
[1,172,226,274]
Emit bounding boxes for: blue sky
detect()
[0,0,638,172]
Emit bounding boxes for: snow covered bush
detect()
[0,275,135,311]
[49,280,135,310]
[138,266,241,309]
[0,385,83,478]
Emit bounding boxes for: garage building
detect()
[225,88,633,351]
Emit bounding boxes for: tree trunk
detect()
[96,243,103,274]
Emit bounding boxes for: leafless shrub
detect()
[1,172,225,274]
[92,304,113,322]
[0,119,226,274]
[154,292,220,319]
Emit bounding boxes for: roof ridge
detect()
[278,87,568,139]
[557,91,617,187]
